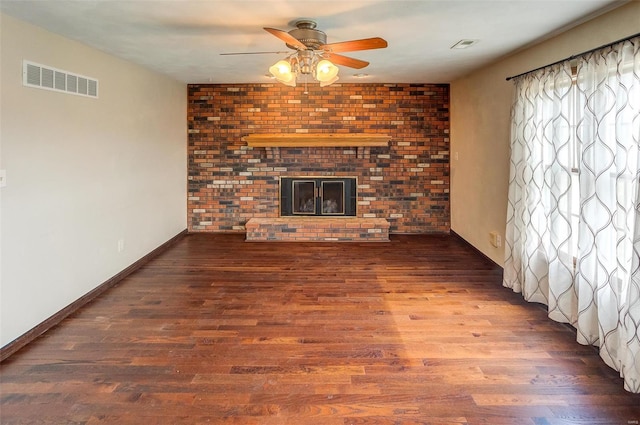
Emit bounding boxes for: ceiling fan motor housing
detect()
[287,19,326,50]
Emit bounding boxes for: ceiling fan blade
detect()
[327,53,369,69]
[220,51,290,56]
[263,27,307,50]
[321,37,387,53]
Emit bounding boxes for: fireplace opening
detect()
[280,177,356,217]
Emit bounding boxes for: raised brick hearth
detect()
[245,218,390,242]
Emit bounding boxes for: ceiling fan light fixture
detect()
[226,21,387,88]
[257,20,386,89]
[269,59,294,80]
[315,59,339,82]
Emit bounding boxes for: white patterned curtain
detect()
[504,36,640,392]
[504,62,579,321]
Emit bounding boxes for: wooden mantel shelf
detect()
[242,133,391,148]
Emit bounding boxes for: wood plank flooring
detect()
[1,233,639,424]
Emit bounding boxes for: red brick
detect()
[188,83,450,234]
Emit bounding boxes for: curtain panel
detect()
[504,37,640,392]
[503,62,578,321]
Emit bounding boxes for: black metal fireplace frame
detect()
[280,176,357,217]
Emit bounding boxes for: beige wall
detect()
[0,14,187,347]
[450,2,640,265]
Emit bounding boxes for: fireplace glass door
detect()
[281,177,356,217]
[321,181,344,215]
[293,180,316,215]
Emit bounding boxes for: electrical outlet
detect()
[489,231,502,248]
[117,239,125,253]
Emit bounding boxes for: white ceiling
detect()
[0,0,627,84]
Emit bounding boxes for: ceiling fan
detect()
[221,19,388,87]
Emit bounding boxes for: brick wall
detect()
[187,83,449,233]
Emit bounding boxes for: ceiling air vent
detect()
[23,60,98,98]
[451,39,479,49]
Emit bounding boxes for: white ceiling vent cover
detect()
[23,60,98,98]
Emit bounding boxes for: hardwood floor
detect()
[1,233,639,424]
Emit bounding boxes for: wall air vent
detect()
[22,60,98,98]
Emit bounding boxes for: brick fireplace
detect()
[187,83,450,235]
